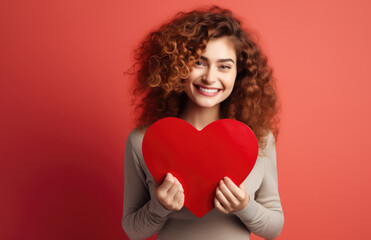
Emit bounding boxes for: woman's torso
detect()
[131,129,266,240]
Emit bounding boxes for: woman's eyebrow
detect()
[200,56,235,64]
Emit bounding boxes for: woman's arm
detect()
[233,133,284,239]
[121,130,172,240]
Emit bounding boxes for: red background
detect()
[1,0,371,239]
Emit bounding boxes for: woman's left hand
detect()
[214,177,250,214]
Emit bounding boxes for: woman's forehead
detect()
[201,37,237,60]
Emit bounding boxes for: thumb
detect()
[154,173,171,191]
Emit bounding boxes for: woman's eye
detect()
[220,65,231,70]
[195,61,205,66]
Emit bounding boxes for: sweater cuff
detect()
[233,198,259,221]
[148,196,173,218]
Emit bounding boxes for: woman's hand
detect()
[214,177,250,214]
[155,173,185,211]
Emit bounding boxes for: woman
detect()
[122,6,284,240]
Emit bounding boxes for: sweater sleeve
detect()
[233,133,284,240]
[121,130,173,240]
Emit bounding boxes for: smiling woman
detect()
[122,5,283,240]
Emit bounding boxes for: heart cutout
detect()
[142,117,258,218]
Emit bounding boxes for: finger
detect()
[174,177,185,203]
[223,177,245,201]
[215,186,231,211]
[219,180,239,206]
[214,197,229,214]
[166,178,182,199]
[157,173,175,192]
[173,177,184,191]
[239,181,246,191]
[174,189,185,206]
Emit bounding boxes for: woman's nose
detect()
[202,67,217,84]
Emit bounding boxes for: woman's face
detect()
[184,37,237,109]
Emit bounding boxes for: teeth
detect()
[198,86,219,93]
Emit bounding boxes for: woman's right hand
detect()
[155,173,185,211]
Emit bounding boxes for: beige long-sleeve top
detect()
[122,128,284,240]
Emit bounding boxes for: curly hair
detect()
[130,6,279,148]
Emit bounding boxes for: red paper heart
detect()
[142,117,258,218]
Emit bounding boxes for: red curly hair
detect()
[130,6,279,148]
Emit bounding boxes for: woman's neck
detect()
[179,100,221,130]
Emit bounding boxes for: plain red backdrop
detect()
[1,0,371,239]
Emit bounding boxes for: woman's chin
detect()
[193,101,220,109]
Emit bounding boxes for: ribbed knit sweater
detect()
[122,128,284,240]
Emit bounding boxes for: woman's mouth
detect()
[194,84,221,96]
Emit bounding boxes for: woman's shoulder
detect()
[126,126,150,149]
[266,131,276,146]
[258,131,276,157]
[127,127,146,142]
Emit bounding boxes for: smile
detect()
[194,84,221,96]
[198,86,218,93]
